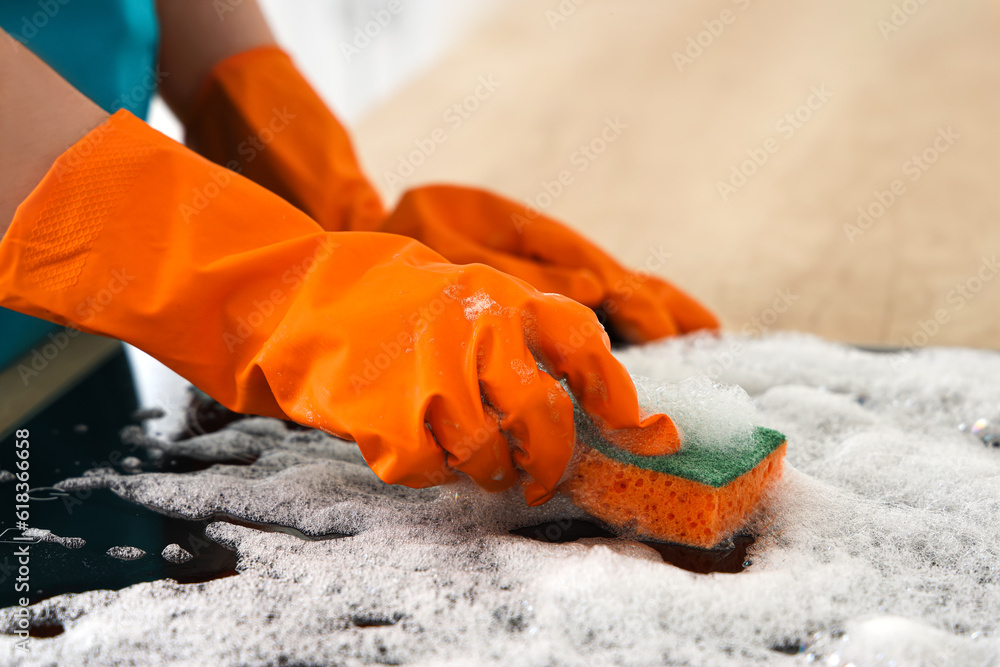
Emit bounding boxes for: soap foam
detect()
[106,546,146,561]
[633,374,757,450]
[161,544,193,564]
[1,332,999,666]
[23,528,85,550]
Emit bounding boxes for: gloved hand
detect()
[184,46,718,343]
[0,110,680,505]
[381,185,720,343]
[184,45,385,233]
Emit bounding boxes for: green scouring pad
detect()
[561,421,787,549]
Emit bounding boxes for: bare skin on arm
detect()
[155,0,276,122]
[0,29,108,237]
[1,1,274,236]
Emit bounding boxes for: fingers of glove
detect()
[602,283,681,344]
[475,327,577,505]
[352,428,459,489]
[603,272,720,343]
[464,248,605,306]
[526,296,681,456]
[424,391,518,493]
[385,188,606,304]
[647,276,720,333]
[397,185,617,278]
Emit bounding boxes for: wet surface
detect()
[511,519,754,574]
[3,334,999,665]
[0,488,239,608]
[1,347,754,618]
[0,352,239,608]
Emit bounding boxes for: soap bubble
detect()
[633,374,757,449]
[5,332,1000,666]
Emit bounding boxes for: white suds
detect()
[23,528,85,549]
[462,289,499,319]
[509,358,536,384]
[106,546,146,561]
[161,544,193,564]
[1,332,999,666]
[633,374,757,449]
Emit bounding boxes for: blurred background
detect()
[137,0,999,422]
[344,0,1000,351]
[7,0,1000,433]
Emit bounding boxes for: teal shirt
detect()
[0,0,159,369]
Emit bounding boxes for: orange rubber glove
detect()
[0,110,679,505]
[184,46,718,343]
[381,185,721,343]
[184,46,385,233]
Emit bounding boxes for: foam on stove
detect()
[1,332,998,666]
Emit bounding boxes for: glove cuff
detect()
[184,45,385,233]
[0,109,324,418]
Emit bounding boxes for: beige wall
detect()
[353,0,1000,349]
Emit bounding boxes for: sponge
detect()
[560,419,786,549]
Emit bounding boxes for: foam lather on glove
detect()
[185,46,718,343]
[0,110,680,505]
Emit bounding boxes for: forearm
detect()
[156,0,383,232]
[0,30,108,236]
[155,0,276,122]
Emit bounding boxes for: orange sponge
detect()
[560,426,786,549]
